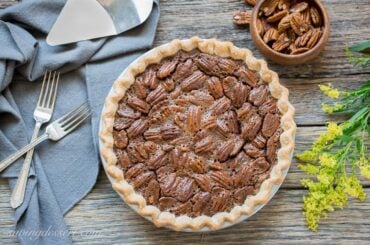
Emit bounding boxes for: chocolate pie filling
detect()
[113,50,281,217]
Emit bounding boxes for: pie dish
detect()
[99,37,296,231]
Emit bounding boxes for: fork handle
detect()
[10,122,42,208]
[0,133,49,173]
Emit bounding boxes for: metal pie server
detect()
[46,0,154,46]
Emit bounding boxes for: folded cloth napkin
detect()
[0,0,160,244]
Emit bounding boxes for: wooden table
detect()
[1,0,370,244]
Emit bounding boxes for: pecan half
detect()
[237,102,256,121]
[207,76,224,99]
[267,10,288,23]
[210,161,224,171]
[233,83,250,108]
[127,119,149,138]
[114,117,135,131]
[249,85,269,106]
[192,192,211,216]
[157,59,178,79]
[201,116,217,130]
[233,11,251,25]
[161,125,182,140]
[132,79,148,99]
[158,197,178,211]
[252,133,267,148]
[223,110,240,134]
[113,130,129,149]
[278,14,291,33]
[235,66,259,87]
[145,179,160,205]
[127,96,150,114]
[147,150,168,170]
[188,90,215,106]
[262,113,280,137]
[261,0,279,16]
[250,157,270,172]
[266,136,277,163]
[295,29,313,47]
[169,148,188,169]
[176,177,197,202]
[256,18,265,36]
[216,140,235,162]
[218,58,238,75]
[230,136,245,156]
[194,54,219,75]
[194,136,215,154]
[291,47,310,55]
[144,128,162,141]
[180,70,207,92]
[306,28,322,49]
[132,171,154,189]
[290,13,309,36]
[116,105,141,119]
[188,157,207,173]
[209,187,232,214]
[210,97,231,115]
[127,143,149,162]
[211,171,233,189]
[142,68,158,90]
[170,201,192,216]
[146,85,167,105]
[310,6,322,27]
[272,32,290,52]
[234,165,253,187]
[162,78,175,92]
[234,187,255,204]
[290,2,308,13]
[222,76,238,102]
[241,113,262,141]
[263,28,279,44]
[244,143,265,158]
[116,149,132,170]
[173,59,194,82]
[125,163,146,180]
[187,106,202,132]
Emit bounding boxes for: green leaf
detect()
[349,41,370,53]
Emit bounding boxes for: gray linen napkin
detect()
[0,0,160,244]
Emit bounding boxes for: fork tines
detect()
[38,71,60,110]
[57,102,92,133]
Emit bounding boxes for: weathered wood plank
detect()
[1,177,370,244]
[154,0,370,78]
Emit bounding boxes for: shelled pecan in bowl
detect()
[258,0,324,55]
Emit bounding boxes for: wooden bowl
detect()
[250,0,330,65]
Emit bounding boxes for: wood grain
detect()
[0,0,370,244]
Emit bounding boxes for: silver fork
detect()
[0,102,91,175]
[11,71,59,208]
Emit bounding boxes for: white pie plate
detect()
[98,41,291,232]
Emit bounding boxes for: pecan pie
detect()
[100,37,296,231]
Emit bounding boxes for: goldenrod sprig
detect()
[296,41,370,231]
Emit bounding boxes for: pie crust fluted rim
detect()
[99,37,297,231]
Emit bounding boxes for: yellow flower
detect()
[342,176,366,201]
[313,122,343,149]
[299,163,320,175]
[319,83,341,98]
[322,103,344,114]
[319,154,337,167]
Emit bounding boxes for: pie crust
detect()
[99,37,296,231]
